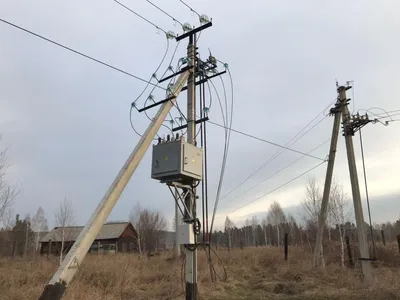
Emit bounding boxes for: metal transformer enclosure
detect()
[151,138,203,182]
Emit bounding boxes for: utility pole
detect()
[313,96,343,267]
[175,194,181,257]
[38,71,189,300]
[340,85,373,284]
[184,33,197,300]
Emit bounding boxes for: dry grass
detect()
[1,245,399,300]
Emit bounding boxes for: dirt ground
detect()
[1,244,399,300]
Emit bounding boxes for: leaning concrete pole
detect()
[38,71,189,300]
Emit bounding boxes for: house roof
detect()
[40,222,133,243]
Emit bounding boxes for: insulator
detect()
[166,31,176,39]
[203,107,210,115]
[182,22,193,32]
[170,119,174,125]
[167,134,170,141]
[176,133,179,140]
[199,14,210,24]
[158,137,161,144]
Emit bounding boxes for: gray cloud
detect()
[1,0,399,230]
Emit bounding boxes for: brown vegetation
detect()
[1,244,399,300]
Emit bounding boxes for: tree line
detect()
[213,178,400,267]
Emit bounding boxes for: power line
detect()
[216,160,326,218]
[0,18,165,90]
[207,121,326,161]
[218,94,335,201]
[226,138,330,204]
[209,68,234,237]
[114,0,168,35]
[179,0,201,18]
[146,0,184,27]
[220,114,328,201]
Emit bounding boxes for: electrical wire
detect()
[216,160,326,218]
[226,138,330,204]
[179,0,201,18]
[209,67,234,238]
[208,121,326,161]
[114,0,168,35]
[220,114,329,201]
[129,39,171,137]
[0,18,165,89]
[219,95,336,200]
[359,128,376,259]
[130,41,181,137]
[146,0,184,28]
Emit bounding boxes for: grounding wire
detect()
[0,18,166,89]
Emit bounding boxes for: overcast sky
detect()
[1,0,399,230]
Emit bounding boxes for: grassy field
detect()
[1,244,399,300]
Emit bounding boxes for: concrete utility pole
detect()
[38,71,189,300]
[175,192,181,257]
[184,33,197,300]
[313,96,343,267]
[340,85,373,284]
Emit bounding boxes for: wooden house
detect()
[39,222,138,256]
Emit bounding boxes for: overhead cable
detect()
[220,114,329,201]
[208,121,326,161]
[146,0,184,28]
[179,0,201,18]
[209,66,234,237]
[216,160,326,218]
[226,138,330,204]
[0,18,165,89]
[218,92,335,202]
[114,0,168,35]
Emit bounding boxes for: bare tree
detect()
[0,144,18,226]
[329,181,352,268]
[267,201,286,246]
[130,206,167,255]
[31,206,48,255]
[224,216,234,251]
[54,197,75,265]
[129,204,142,254]
[301,177,329,267]
[250,216,259,246]
[287,214,297,245]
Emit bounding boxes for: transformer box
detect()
[151,138,203,182]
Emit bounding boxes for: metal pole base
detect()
[38,283,66,300]
[185,282,197,300]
